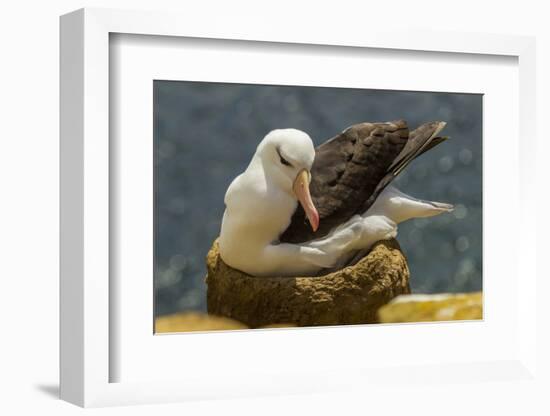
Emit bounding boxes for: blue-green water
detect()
[154,81,482,317]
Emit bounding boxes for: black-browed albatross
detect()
[218,120,453,277]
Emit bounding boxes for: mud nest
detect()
[205,239,410,328]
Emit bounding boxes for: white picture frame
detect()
[60,7,538,408]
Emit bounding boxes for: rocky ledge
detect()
[155,311,247,333]
[377,292,483,323]
[156,290,482,333]
[205,238,410,328]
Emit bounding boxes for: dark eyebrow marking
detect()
[276,147,293,167]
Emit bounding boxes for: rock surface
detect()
[377,292,483,323]
[206,239,410,328]
[155,312,247,333]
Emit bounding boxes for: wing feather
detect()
[279,120,409,243]
[280,120,449,245]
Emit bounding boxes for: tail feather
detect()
[357,121,449,215]
[388,121,447,176]
[419,135,449,157]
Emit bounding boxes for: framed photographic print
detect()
[60,7,538,408]
[152,80,482,332]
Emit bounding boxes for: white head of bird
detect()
[246,128,319,231]
[259,129,315,201]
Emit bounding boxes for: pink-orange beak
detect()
[292,169,319,232]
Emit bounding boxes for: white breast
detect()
[219,167,297,273]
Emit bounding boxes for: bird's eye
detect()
[277,149,292,167]
[276,147,294,167]
[279,154,292,167]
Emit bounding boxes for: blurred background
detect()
[154,81,482,318]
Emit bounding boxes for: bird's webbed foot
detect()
[304,214,397,265]
[330,214,397,252]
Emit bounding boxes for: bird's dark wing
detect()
[279,120,409,243]
[356,121,447,215]
[279,120,447,244]
[387,121,447,176]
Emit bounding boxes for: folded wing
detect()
[279,120,447,244]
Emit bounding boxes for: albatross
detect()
[219,120,454,277]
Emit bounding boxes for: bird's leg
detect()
[260,215,397,276]
[305,214,397,261]
[261,243,338,276]
[368,185,454,224]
